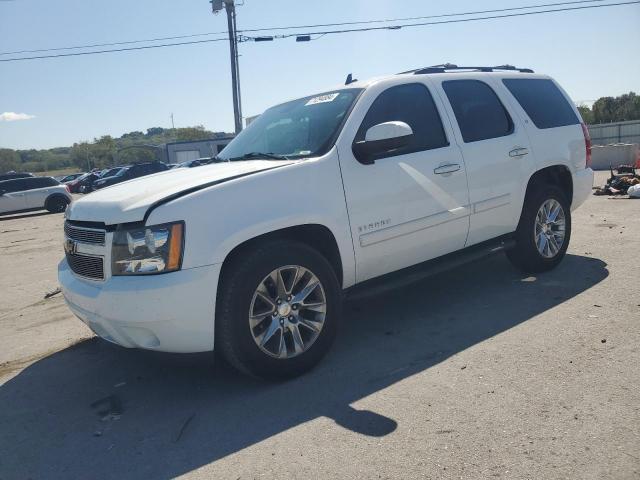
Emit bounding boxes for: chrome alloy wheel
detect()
[535,199,566,258]
[249,265,327,359]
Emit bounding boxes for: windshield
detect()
[218,88,362,161]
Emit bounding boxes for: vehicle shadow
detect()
[0,253,608,479]
[0,210,54,221]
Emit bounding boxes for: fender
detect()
[146,153,358,288]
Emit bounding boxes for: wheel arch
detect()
[524,165,573,206]
[218,224,345,290]
[44,193,70,210]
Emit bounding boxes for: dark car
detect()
[78,167,126,193]
[65,172,100,193]
[92,162,169,190]
[176,158,209,168]
[56,173,85,183]
[0,172,34,182]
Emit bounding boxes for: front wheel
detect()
[216,240,341,379]
[506,185,571,273]
[46,196,69,213]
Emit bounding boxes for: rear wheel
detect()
[506,185,571,273]
[46,196,69,213]
[216,240,341,379]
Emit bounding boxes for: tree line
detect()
[0,126,230,174]
[577,91,639,125]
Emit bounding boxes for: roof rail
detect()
[399,63,534,75]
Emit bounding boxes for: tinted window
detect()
[0,179,25,193]
[503,78,579,129]
[443,80,514,143]
[22,177,58,190]
[355,83,448,159]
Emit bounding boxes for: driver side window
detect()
[354,83,448,161]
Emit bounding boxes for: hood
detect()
[67,160,294,225]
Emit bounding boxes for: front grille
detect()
[64,222,106,245]
[66,253,104,280]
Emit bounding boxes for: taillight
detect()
[65,185,71,193]
[581,123,592,169]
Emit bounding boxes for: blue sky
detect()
[0,0,638,150]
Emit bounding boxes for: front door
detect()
[0,192,27,214]
[337,80,471,282]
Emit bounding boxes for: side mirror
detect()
[352,121,414,165]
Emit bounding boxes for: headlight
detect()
[111,221,184,275]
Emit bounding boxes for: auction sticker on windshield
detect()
[305,93,340,106]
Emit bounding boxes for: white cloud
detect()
[0,112,36,122]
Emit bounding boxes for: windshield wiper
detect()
[225,152,290,162]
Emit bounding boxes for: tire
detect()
[506,184,571,273]
[216,240,341,379]
[46,195,69,213]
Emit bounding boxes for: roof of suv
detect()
[338,64,547,90]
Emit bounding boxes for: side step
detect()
[345,236,515,301]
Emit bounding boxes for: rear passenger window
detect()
[443,80,514,143]
[0,179,22,193]
[25,178,56,189]
[355,83,448,158]
[503,78,579,129]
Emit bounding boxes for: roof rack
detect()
[399,63,534,75]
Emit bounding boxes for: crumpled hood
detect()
[67,160,294,225]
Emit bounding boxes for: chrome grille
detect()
[64,222,105,245]
[66,253,104,280]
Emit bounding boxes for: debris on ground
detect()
[43,287,62,299]
[593,165,640,196]
[173,413,196,443]
[90,395,123,418]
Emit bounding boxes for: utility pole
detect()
[170,113,175,129]
[212,0,243,133]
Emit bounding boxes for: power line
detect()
[1,1,637,62]
[256,1,640,40]
[240,0,610,32]
[0,37,228,62]
[0,0,610,57]
[0,31,229,56]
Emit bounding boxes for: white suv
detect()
[59,65,594,378]
[0,176,72,215]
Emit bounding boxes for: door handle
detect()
[509,147,529,158]
[434,164,461,175]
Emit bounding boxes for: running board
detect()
[345,236,515,302]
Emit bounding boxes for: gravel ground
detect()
[0,172,638,480]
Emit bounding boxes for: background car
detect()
[92,162,169,190]
[176,158,210,168]
[55,173,85,183]
[0,176,72,215]
[0,172,34,182]
[65,172,99,193]
[79,167,127,193]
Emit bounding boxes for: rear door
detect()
[500,77,585,172]
[22,178,56,209]
[337,79,470,282]
[433,77,536,246]
[0,180,27,213]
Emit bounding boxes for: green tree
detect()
[577,106,594,124]
[0,149,20,173]
[591,92,640,123]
